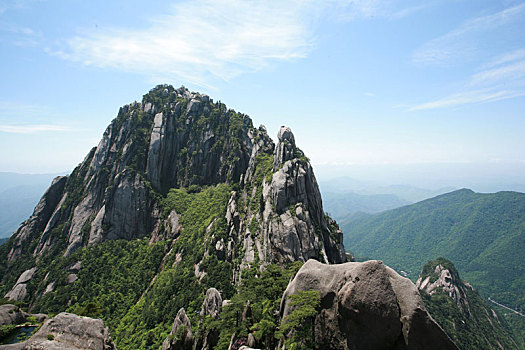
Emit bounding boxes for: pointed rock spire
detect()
[273,126,297,169]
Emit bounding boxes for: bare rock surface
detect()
[161,308,193,350]
[2,312,115,350]
[280,259,459,350]
[201,287,222,318]
[4,267,37,301]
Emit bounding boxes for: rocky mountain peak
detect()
[416,258,468,311]
[2,84,345,306]
[417,258,521,350]
[273,125,302,169]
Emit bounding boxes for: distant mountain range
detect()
[321,191,411,220]
[0,172,62,238]
[342,189,525,316]
[319,176,456,202]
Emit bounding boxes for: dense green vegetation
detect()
[212,262,303,350]
[279,290,320,350]
[115,184,234,349]
[32,238,167,331]
[419,258,519,350]
[343,189,525,313]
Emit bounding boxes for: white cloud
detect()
[410,48,525,110]
[0,0,42,15]
[409,89,525,111]
[412,3,525,65]
[0,124,71,134]
[55,0,316,87]
[471,58,525,86]
[53,0,421,87]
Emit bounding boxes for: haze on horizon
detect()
[1,0,524,192]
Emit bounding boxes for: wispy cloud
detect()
[52,0,423,87]
[0,0,42,15]
[409,3,525,111]
[412,3,525,65]
[409,48,525,110]
[54,0,316,87]
[0,124,71,134]
[409,89,525,111]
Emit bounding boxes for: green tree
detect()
[279,290,321,350]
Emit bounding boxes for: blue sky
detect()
[1,0,524,189]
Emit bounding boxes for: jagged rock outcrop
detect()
[280,259,458,350]
[202,287,223,318]
[161,308,193,350]
[416,259,468,312]
[2,312,115,350]
[417,258,520,350]
[0,85,348,350]
[3,85,345,282]
[224,126,346,273]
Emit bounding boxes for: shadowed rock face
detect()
[280,259,459,350]
[2,312,115,350]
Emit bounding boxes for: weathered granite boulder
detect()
[0,304,27,326]
[3,312,115,350]
[161,308,193,350]
[280,259,459,350]
[4,267,37,301]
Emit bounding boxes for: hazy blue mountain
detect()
[342,189,525,315]
[319,176,455,202]
[322,191,410,220]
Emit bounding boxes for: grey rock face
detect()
[7,176,66,263]
[227,126,346,268]
[4,267,37,301]
[273,126,297,169]
[0,304,45,326]
[201,287,223,318]
[0,304,27,326]
[161,308,193,350]
[2,312,115,350]
[417,264,467,311]
[280,259,458,350]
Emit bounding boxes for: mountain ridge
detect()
[342,188,525,315]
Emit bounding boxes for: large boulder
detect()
[3,312,115,350]
[280,259,458,350]
[0,304,27,326]
[4,267,37,301]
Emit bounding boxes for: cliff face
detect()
[1,84,345,303]
[417,258,520,350]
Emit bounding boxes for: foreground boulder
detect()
[3,312,115,350]
[0,304,46,326]
[280,259,458,350]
